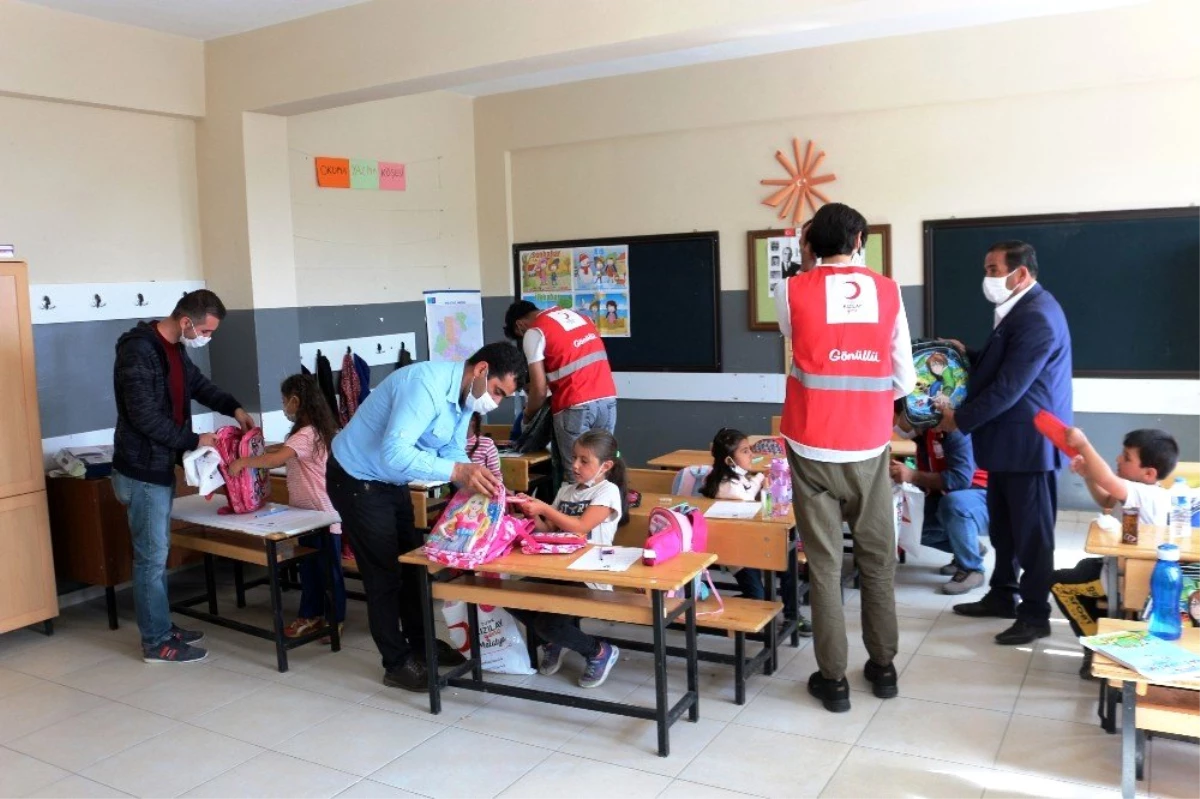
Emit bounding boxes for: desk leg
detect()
[1106,556,1121,619]
[417,566,441,715]
[685,578,699,723]
[466,603,484,684]
[234,562,247,608]
[203,554,219,615]
[1121,680,1136,799]
[323,528,341,653]
[105,586,119,630]
[765,574,779,675]
[266,540,289,673]
[651,589,670,757]
[786,540,801,648]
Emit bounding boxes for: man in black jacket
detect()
[113,289,253,663]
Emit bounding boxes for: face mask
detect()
[982,275,1014,305]
[181,319,211,349]
[726,458,748,477]
[284,408,297,423]
[578,468,608,489]
[893,424,918,441]
[468,370,499,415]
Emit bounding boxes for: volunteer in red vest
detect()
[891,400,990,596]
[775,203,916,714]
[504,301,618,482]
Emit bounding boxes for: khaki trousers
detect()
[787,447,898,681]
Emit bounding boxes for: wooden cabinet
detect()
[0,261,57,634]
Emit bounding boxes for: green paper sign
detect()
[350,158,379,189]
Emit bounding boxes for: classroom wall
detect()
[474,0,1200,507]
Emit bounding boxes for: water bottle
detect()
[1148,543,1183,641]
[766,458,792,519]
[1169,477,1191,537]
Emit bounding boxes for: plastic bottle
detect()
[766,458,792,519]
[1148,543,1183,641]
[1169,477,1191,538]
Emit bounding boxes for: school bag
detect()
[672,466,712,497]
[511,403,553,454]
[750,437,786,459]
[642,504,721,612]
[517,531,588,555]
[213,426,270,514]
[424,486,536,569]
[903,339,970,430]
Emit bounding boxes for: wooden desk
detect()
[1085,521,1200,618]
[1091,619,1200,798]
[401,545,715,756]
[649,441,914,471]
[268,473,447,529]
[627,492,794,529]
[499,450,552,493]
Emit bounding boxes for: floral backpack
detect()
[425,486,536,569]
[213,426,269,514]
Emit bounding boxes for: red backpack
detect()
[213,426,270,514]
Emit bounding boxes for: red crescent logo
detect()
[844,280,862,300]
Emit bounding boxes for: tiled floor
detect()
[1,520,1197,798]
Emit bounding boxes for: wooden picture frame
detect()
[748,223,892,331]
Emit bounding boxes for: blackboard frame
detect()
[511,231,723,373]
[923,207,1200,379]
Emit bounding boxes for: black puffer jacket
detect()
[112,322,241,486]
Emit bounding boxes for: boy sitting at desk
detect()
[1051,426,1178,677]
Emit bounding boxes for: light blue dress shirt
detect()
[331,361,470,484]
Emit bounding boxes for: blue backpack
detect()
[903,340,969,430]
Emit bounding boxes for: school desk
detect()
[1090,618,1200,799]
[1085,521,1200,619]
[499,450,552,493]
[400,546,715,757]
[649,441,915,472]
[168,494,342,672]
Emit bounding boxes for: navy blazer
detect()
[955,284,1073,473]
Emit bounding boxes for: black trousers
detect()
[326,457,425,672]
[987,471,1058,624]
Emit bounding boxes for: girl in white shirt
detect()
[701,428,765,501]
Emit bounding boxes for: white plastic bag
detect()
[441,600,535,675]
[893,482,925,555]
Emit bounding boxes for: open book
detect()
[1081,629,1200,681]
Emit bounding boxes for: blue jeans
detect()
[298,532,346,623]
[553,398,618,482]
[112,470,176,649]
[922,488,988,573]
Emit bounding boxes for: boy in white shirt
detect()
[1050,427,1178,677]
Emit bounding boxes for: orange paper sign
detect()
[315,157,350,188]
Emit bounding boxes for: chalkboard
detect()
[512,232,721,372]
[924,208,1199,378]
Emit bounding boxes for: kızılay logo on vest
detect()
[828,348,881,362]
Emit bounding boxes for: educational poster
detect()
[575,291,630,337]
[573,245,629,291]
[521,293,574,312]
[424,290,484,362]
[765,235,800,298]
[518,249,574,293]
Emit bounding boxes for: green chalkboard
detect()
[924,208,1199,378]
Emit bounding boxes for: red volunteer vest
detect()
[781,265,900,453]
[530,308,617,413]
[919,430,989,490]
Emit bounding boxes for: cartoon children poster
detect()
[575,292,630,337]
[521,293,574,312]
[573,245,629,291]
[519,249,574,294]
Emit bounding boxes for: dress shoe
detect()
[863,660,898,699]
[383,657,429,692]
[994,619,1051,646]
[953,591,1017,619]
[437,639,466,666]
[807,671,851,713]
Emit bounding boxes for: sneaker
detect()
[383,657,428,692]
[143,640,208,664]
[942,570,985,596]
[579,642,619,688]
[283,617,325,639]
[170,624,205,645]
[994,619,1051,646]
[938,559,961,577]
[863,660,899,699]
[807,671,851,713]
[538,643,566,676]
[797,616,814,638]
[953,591,1017,619]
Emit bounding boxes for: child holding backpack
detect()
[510,430,627,688]
[229,374,346,640]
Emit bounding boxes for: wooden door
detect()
[0,262,45,500]
[0,491,58,633]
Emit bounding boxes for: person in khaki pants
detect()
[774,203,916,713]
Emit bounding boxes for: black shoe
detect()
[383,657,429,692]
[170,624,205,645]
[807,671,851,713]
[953,592,1017,619]
[863,660,898,699]
[994,620,1051,646]
[437,639,466,667]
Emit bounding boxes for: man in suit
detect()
[936,241,1073,646]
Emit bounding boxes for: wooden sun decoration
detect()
[760,138,836,225]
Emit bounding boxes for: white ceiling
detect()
[20,0,374,39]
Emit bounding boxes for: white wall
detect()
[287,91,480,307]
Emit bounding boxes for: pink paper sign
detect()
[379,161,406,191]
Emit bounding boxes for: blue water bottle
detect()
[1148,543,1183,641]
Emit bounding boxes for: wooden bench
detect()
[628,468,677,495]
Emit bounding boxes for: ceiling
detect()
[20,0,374,39]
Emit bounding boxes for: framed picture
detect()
[748,223,892,331]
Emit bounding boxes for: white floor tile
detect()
[733,678,883,745]
[0,632,128,679]
[773,641,914,695]
[278,646,390,704]
[56,653,200,700]
[191,682,353,747]
[616,660,771,723]
[994,714,1123,789]
[1029,639,1089,675]
[1013,668,1100,726]
[456,693,599,749]
[819,747,987,798]
[183,751,359,798]
[680,724,850,798]
[0,665,44,699]
[335,779,429,798]
[981,773,1123,798]
[121,661,273,721]
[658,780,766,799]
[1148,735,1200,799]
[559,713,726,778]
[858,697,1011,768]
[359,683,489,725]
[274,705,443,778]
[915,614,1037,668]
[7,702,177,771]
[899,654,1026,713]
[0,681,110,743]
[25,774,135,798]
[499,752,671,798]
[369,727,551,799]
[0,746,70,797]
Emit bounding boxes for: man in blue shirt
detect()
[327,342,527,691]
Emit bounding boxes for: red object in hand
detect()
[1033,410,1080,458]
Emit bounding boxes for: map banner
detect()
[424,290,484,363]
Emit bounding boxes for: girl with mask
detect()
[701,428,765,502]
[509,430,627,688]
[229,374,345,641]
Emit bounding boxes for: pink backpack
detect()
[213,426,269,514]
[425,487,535,569]
[642,504,721,613]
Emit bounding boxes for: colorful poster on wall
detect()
[518,249,574,293]
[573,245,629,291]
[424,290,484,362]
[575,291,630,337]
[315,156,406,191]
[521,293,574,312]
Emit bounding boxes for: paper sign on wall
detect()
[316,156,405,191]
[315,157,350,188]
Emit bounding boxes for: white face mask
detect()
[982,275,1014,305]
[181,319,211,349]
[468,370,499,415]
[726,458,748,477]
[893,424,918,441]
[578,467,608,489]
